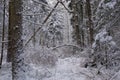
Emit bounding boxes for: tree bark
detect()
[8,0,25,80]
[0,0,6,69]
[70,0,81,45]
[7,0,14,62]
[86,0,94,46]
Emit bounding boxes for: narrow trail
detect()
[47,57,90,80]
[0,56,117,80]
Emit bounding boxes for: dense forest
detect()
[0,0,120,80]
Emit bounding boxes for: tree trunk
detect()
[0,0,6,69]
[86,0,94,46]
[33,15,36,47]
[8,0,25,80]
[70,0,81,45]
[7,0,14,62]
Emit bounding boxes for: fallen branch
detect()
[51,44,82,50]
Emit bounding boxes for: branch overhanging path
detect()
[24,1,71,47]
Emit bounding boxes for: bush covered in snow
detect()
[25,46,58,67]
[86,29,120,70]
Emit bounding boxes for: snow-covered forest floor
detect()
[1,47,120,80]
[0,57,98,80]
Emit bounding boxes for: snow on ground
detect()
[0,56,88,80]
[0,56,119,80]
[0,62,12,80]
[44,57,88,80]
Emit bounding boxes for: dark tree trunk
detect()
[8,0,25,80]
[7,0,14,62]
[86,0,94,46]
[69,0,81,45]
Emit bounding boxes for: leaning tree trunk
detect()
[8,0,25,80]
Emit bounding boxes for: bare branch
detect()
[32,0,51,8]
[60,1,73,13]
[24,1,60,46]
[23,18,43,25]
[51,44,82,50]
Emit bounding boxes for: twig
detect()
[23,18,43,25]
[0,41,9,43]
[31,0,61,11]
[109,71,120,80]
[51,44,82,50]
[32,0,51,9]
[42,1,59,24]
[60,1,73,13]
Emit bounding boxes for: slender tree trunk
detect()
[77,1,84,47]
[70,0,81,45]
[74,2,81,45]
[0,0,5,68]
[33,15,36,46]
[7,0,13,62]
[86,0,94,46]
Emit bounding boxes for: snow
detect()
[47,0,57,6]
[98,0,117,10]
[30,0,33,4]
[92,42,96,48]
[0,55,90,80]
[1,47,120,80]
[106,1,116,9]
[48,57,87,80]
[109,41,116,46]
[0,0,120,80]
[95,29,113,43]
[95,29,106,42]
[0,62,12,80]
[110,71,120,80]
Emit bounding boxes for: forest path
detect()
[42,57,101,80]
[0,56,105,80]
